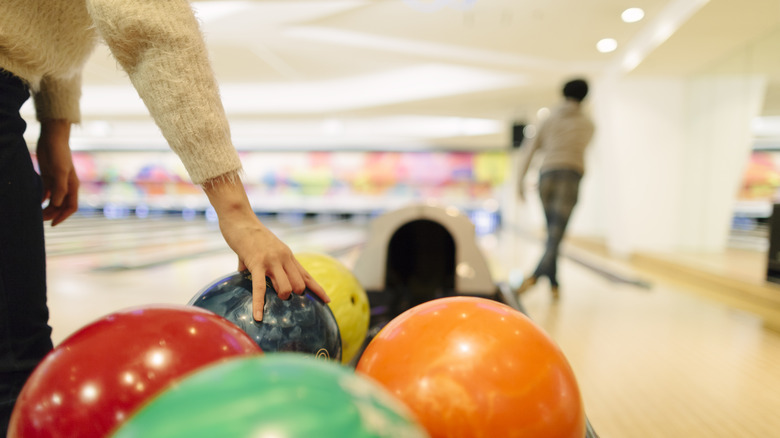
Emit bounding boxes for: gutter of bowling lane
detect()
[510,225,652,290]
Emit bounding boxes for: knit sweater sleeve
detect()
[33,73,83,123]
[85,0,242,185]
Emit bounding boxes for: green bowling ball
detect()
[111,354,428,438]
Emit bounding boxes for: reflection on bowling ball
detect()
[295,252,370,364]
[356,296,585,438]
[189,271,342,361]
[112,354,430,438]
[8,305,260,438]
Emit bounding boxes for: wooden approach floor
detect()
[42,216,780,438]
[511,238,780,438]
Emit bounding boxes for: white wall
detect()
[678,75,766,251]
[572,74,766,255]
[595,78,688,256]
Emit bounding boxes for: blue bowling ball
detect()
[189,271,342,361]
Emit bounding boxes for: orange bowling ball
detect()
[356,296,585,438]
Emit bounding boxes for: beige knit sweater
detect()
[0,0,242,184]
[518,100,594,179]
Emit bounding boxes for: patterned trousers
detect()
[532,169,582,287]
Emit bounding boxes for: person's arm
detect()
[86,0,328,319]
[36,119,80,226]
[516,126,543,202]
[86,0,241,184]
[30,71,84,227]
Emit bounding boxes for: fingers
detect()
[286,260,307,295]
[42,170,79,226]
[251,274,267,322]
[42,194,77,225]
[272,259,324,301]
[45,191,79,226]
[251,263,299,321]
[306,278,329,303]
[295,258,329,303]
[42,207,67,226]
[249,257,329,321]
[269,266,293,301]
[218,212,325,321]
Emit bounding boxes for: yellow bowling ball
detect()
[295,252,370,364]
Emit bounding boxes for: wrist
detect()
[203,174,255,221]
[37,119,71,150]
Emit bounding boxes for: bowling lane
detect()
[43,213,218,251]
[44,214,367,345]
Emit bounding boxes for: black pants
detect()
[0,71,53,435]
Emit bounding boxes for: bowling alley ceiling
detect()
[24,0,780,150]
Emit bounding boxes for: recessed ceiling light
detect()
[597,38,618,53]
[622,7,645,23]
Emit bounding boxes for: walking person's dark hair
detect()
[563,79,589,102]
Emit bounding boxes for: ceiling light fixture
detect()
[596,38,618,53]
[621,7,645,23]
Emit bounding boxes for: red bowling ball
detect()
[8,304,261,438]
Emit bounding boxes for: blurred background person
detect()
[514,78,595,299]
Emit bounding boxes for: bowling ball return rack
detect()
[360,282,524,341]
[349,204,528,356]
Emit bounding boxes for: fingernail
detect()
[254,310,263,321]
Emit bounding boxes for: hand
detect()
[37,119,79,226]
[204,176,329,321]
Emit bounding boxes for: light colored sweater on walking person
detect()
[518,99,595,180]
[0,0,242,185]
